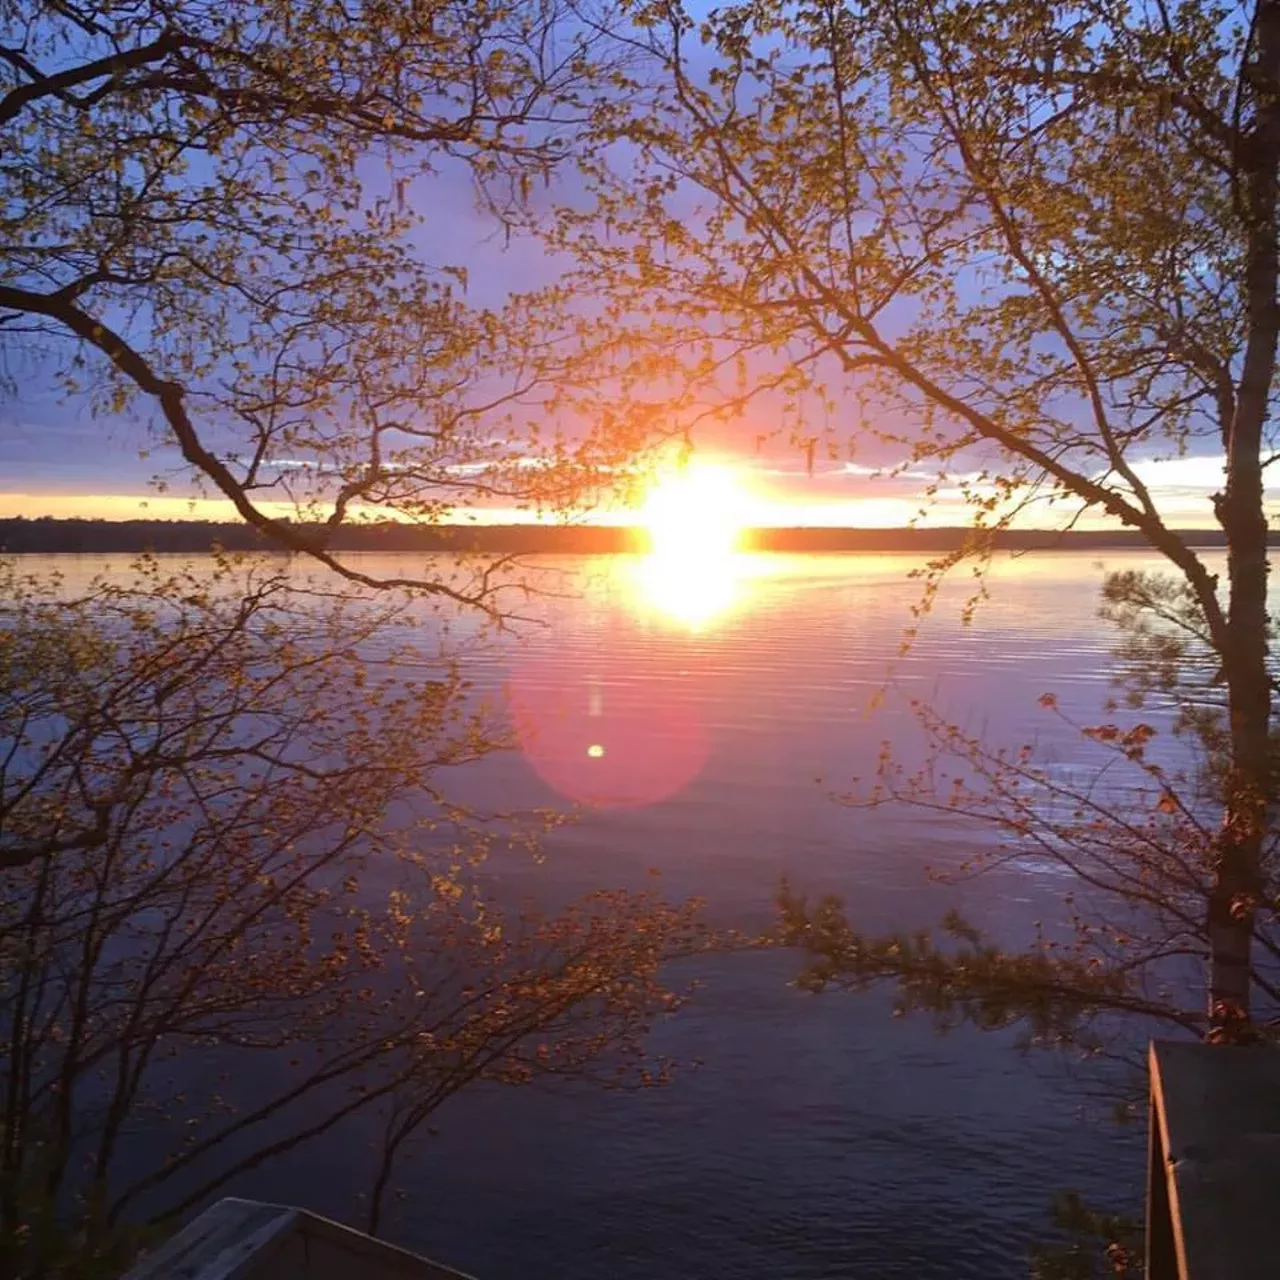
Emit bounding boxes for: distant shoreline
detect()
[0,517,1249,555]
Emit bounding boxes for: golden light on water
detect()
[508,460,762,807]
[627,460,756,630]
[631,549,742,629]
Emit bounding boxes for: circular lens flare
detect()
[509,658,708,809]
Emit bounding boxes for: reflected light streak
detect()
[630,548,744,631]
[625,459,759,630]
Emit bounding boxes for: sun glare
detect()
[638,461,753,559]
[632,553,739,630]
[627,461,756,630]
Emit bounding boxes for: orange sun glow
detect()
[637,461,754,558]
[628,461,757,629]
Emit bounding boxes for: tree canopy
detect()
[0,0,643,602]
[550,0,1277,1038]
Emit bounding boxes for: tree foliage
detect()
[0,561,706,1275]
[0,0,644,602]
[554,0,1278,1037]
[1027,1191,1140,1280]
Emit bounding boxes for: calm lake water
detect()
[27,548,1228,1277]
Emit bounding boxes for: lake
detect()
[21,547,1218,1277]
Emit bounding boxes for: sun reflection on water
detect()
[628,548,746,630]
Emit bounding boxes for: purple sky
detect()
[0,156,1253,528]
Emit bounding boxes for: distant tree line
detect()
[0,517,1247,556]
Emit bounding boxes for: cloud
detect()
[1128,454,1226,496]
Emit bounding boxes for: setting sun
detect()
[627,461,757,629]
[638,461,754,558]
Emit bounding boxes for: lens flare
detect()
[508,656,708,809]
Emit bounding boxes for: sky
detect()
[0,194,1244,532]
[0,313,1245,530]
[0,68,1261,533]
[0,433,1240,529]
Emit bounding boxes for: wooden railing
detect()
[120,1197,475,1280]
[1147,1040,1280,1280]
[117,1047,1280,1280]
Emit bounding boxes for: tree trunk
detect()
[1207,0,1280,1041]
